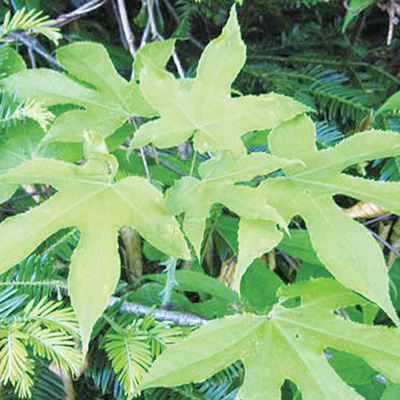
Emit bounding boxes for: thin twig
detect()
[48,282,208,327]
[10,32,60,69]
[143,148,188,176]
[146,0,185,77]
[140,20,151,47]
[130,118,152,181]
[370,229,400,259]
[172,51,185,78]
[378,0,400,46]
[162,0,203,49]
[108,296,207,326]
[363,214,395,226]
[139,147,151,181]
[52,0,106,28]
[27,46,36,68]
[115,0,136,57]
[147,0,161,40]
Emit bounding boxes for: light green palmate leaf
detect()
[140,279,400,400]
[165,151,297,289]
[0,40,175,143]
[0,156,189,352]
[132,38,176,81]
[259,114,400,324]
[130,6,310,155]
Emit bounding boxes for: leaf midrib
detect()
[274,312,399,359]
[287,175,400,210]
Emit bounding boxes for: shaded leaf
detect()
[240,260,283,312]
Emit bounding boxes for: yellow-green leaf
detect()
[165,151,294,285]
[140,279,400,399]
[0,157,189,352]
[260,114,400,324]
[130,6,310,155]
[0,42,164,143]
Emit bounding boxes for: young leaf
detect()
[139,279,400,400]
[0,156,190,352]
[165,151,296,287]
[259,114,400,324]
[130,6,310,155]
[0,41,169,143]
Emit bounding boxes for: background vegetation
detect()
[0,0,400,398]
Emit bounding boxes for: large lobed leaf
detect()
[256,114,400,325]
[165,151,297,289]
[0,41,175,143]
[140,279,400,399]
[0,155,189,352]
[129,7,310,155]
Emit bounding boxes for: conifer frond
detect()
[0,292,82,398]
[145,321,182,357]
[245,64,372,124]
[0,287,27,318]
[25,325,82,373]
[104,329,153,394]
[20,297,80,337]
[0,91,25,128]
[0,7,62,45]
[0,255,66,300]
[13,99,55,131]
[0,326,34,398]
[0,93,54,130]
[315,121,344,148]
[85,349,125,398]
[31,362,67,400]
